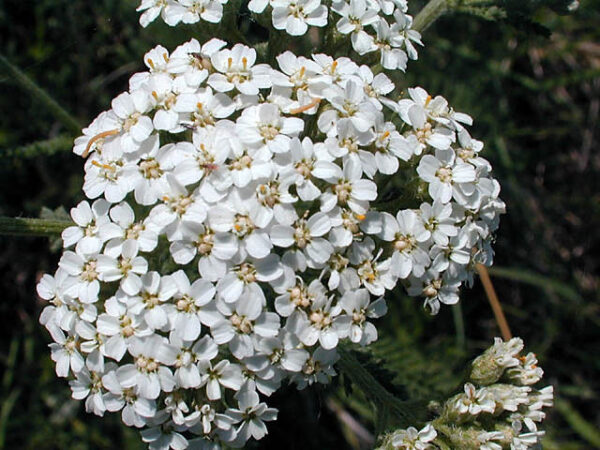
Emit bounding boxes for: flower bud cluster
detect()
[37,34,503,448]
[137,0,421,71]
[378,338,554,450]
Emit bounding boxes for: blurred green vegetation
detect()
[0,0,598,448]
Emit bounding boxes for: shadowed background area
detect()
[0,0,598,448]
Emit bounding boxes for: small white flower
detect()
[236,103,304,154]
[167,38,226,86]
[293,346,338,388]
[123,271,177,331]
[216,255,282,304]
[141,425,189,450]
[70,366,107,416]
[111,90,154,153]
[171,334,218,388]
[103,368,157,426]
[97,296,151,361]
[226,389,278,442]
[450,383,496,417]
[271,0,328,36]
[58,248,101,304]
[148,176,208,241]
[390,423,437,449]
[419,200,458,246]
[318,80,378,135]
[198,359,244,400]
[333,0,378,55]
[270,212,334,269]
[175,87,236,129]
[373,18,408,71]
[407,270,460,314]
[137,0,169,27]
[173,0,225,25]
[169,223,237,281]
[49,329,85,377]
[211,295,279,359]
[339,289,386,345]
[417,150,476,203]
[347,237,396,295]
[117,335,178,399]
[209,44,272,95]
[166,270,219,341]
[62,199,121,254]
[108,202,160,253]
[295,293,350,349]
[96,240,148,295]
[317,158,377,215]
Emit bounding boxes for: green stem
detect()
[0,54,81,135]
[0,217,73,237]
[412,0,508,33]
[337,345,426,428]
[412,0,454,33]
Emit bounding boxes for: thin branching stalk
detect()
[476,263,512,341]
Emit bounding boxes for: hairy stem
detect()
[413,0,455,32]
[412,0,505,32]
[0,217,73,237]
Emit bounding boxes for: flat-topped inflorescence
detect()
[38,23,505,449]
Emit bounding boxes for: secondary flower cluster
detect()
[37,37,503,448]
[331,0,422,70]
[137,0,421,70]
[378,338,554,450]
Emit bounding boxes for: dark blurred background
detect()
[0,0,598,448]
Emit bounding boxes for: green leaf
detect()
[337,344,430,430]
[555,397,600,447]
[0,54,81,135]
[0,135,73,159]
[487,266,582,302]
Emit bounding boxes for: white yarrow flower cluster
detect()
[136,0,421,65]
[39,28,504,448]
